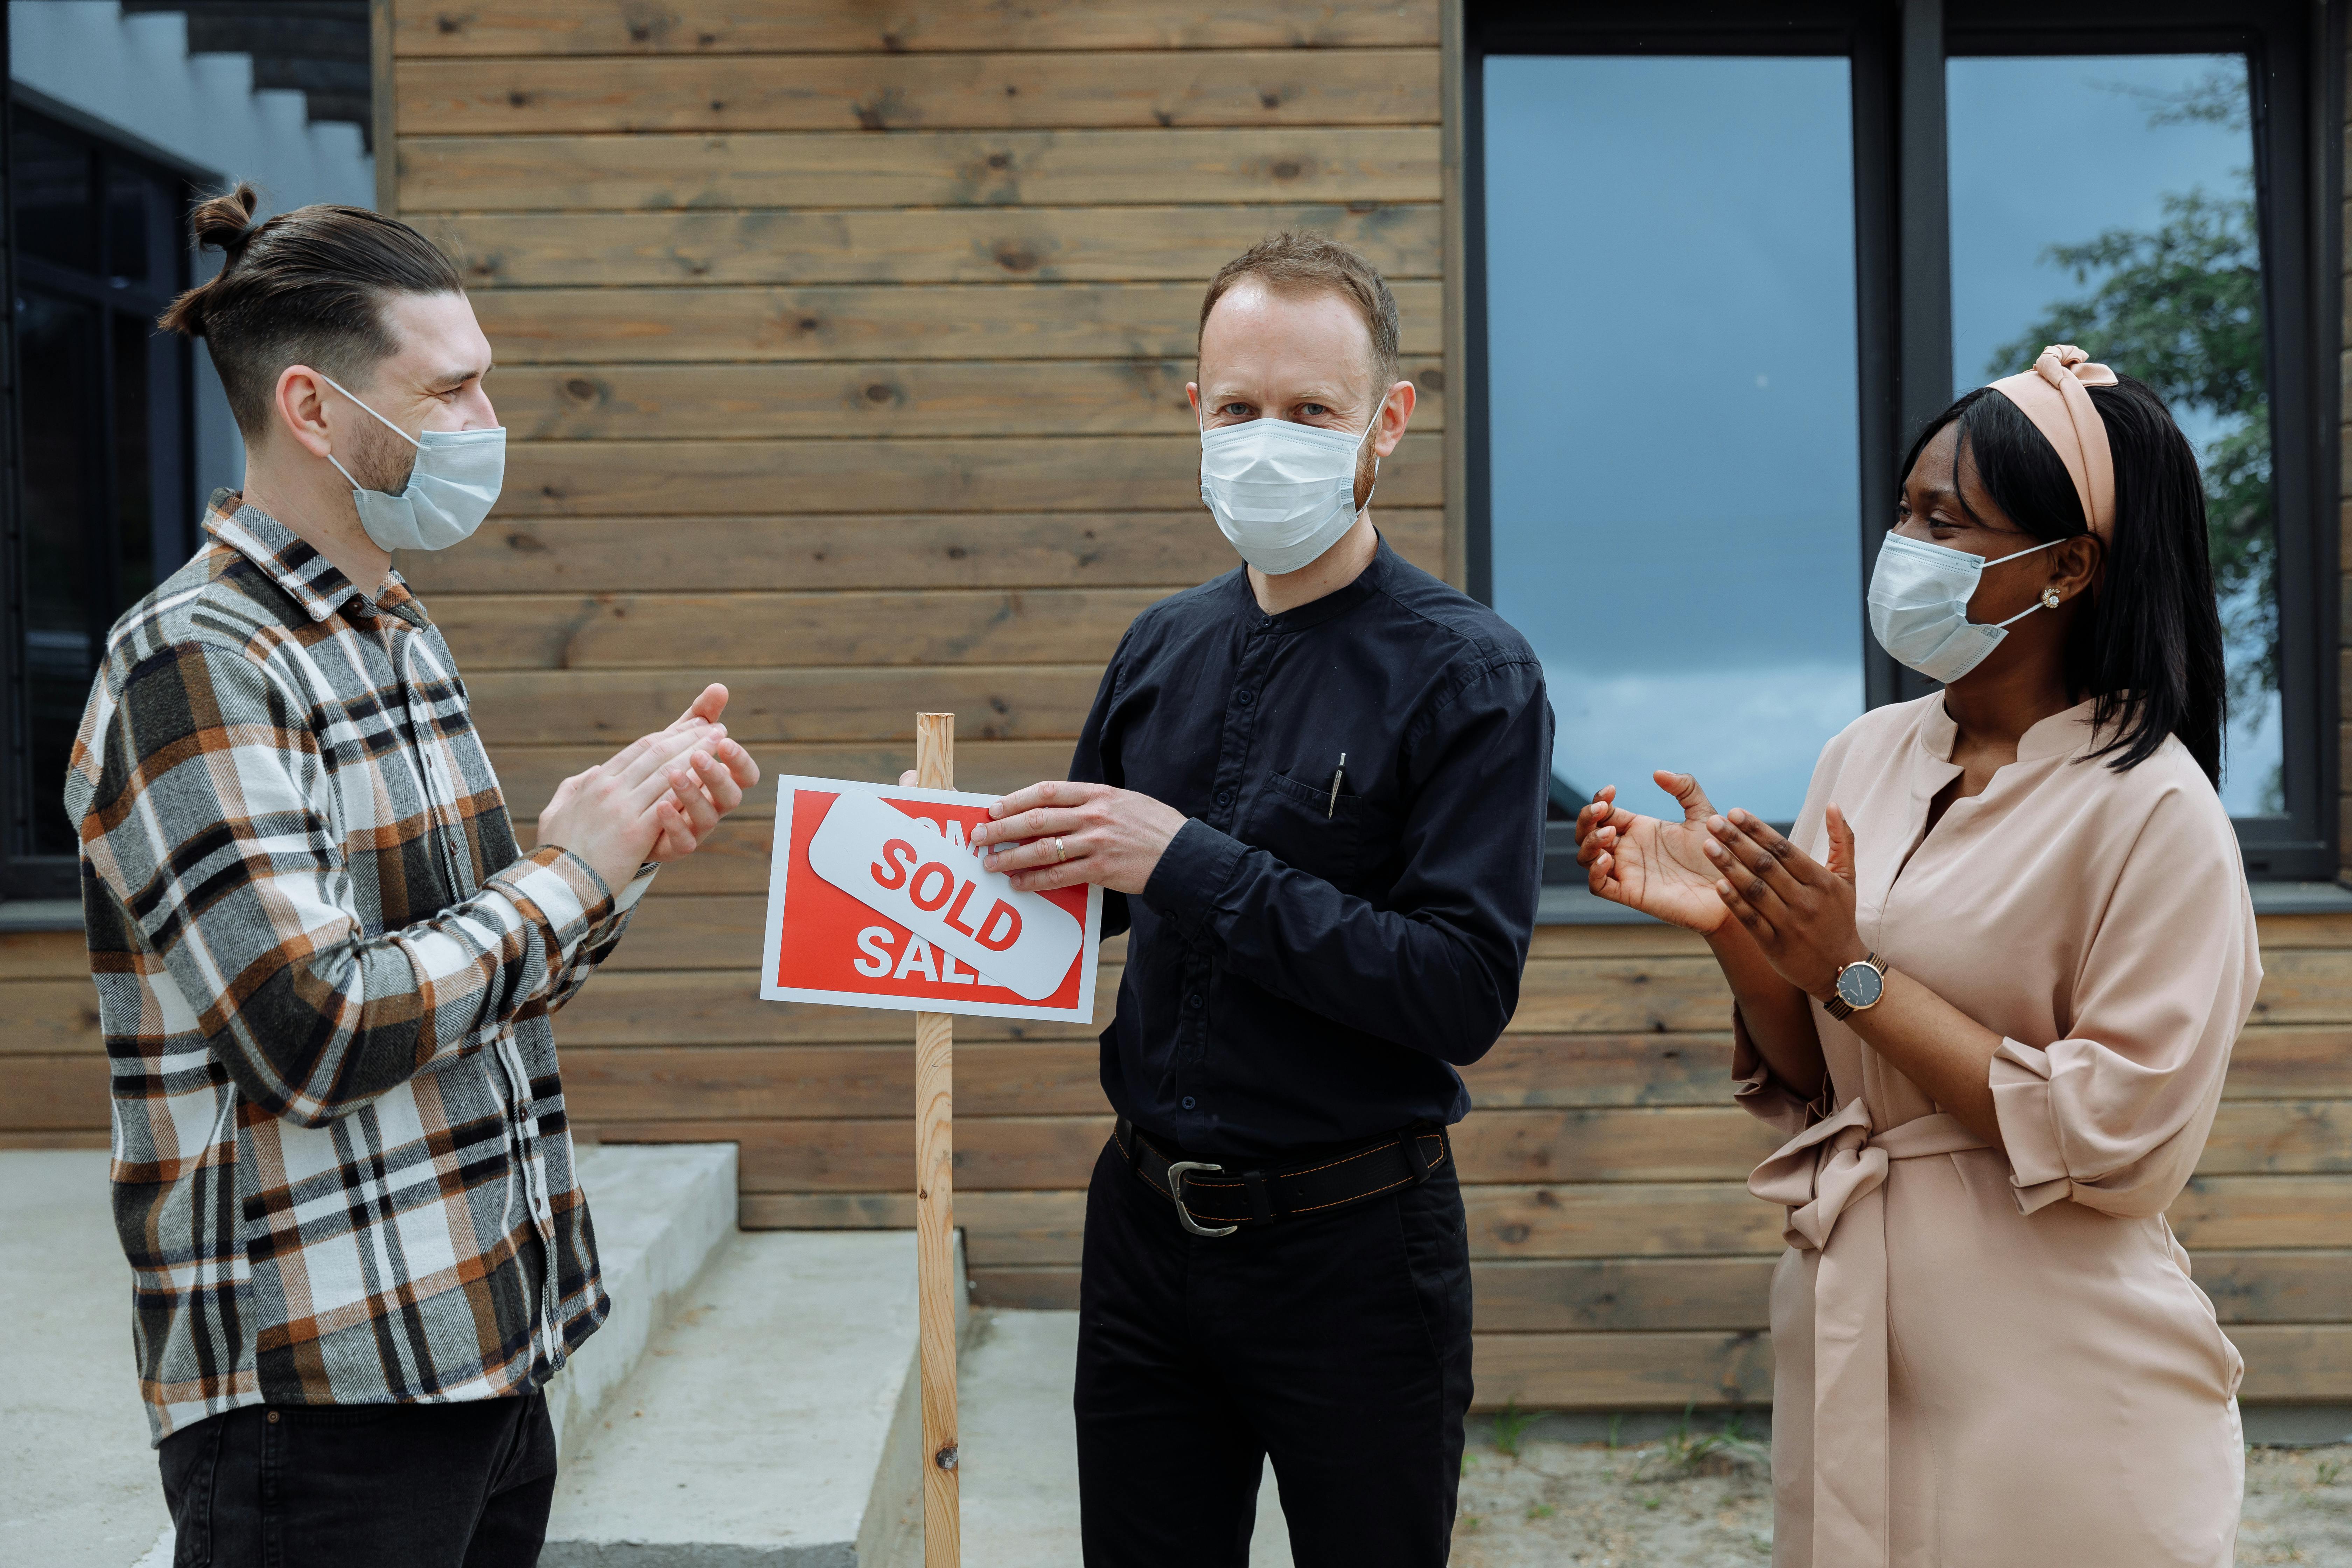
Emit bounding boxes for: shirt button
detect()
[266,1410,281,1424]
[1187,993,1205,1010]
[1182,1096,1197,1110]
[1215,788,1234,807]
[1236,690,1255,706]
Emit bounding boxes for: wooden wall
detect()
[11,905,2352,1407]
[3,0,2346,1415]
[374,0,2352,1407]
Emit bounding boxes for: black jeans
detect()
[157,1391,557,1568]
[1074,1133,1474,1567]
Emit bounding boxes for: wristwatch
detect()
[1822,951,1888,1021]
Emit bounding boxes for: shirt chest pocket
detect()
[1242,769,1398,889]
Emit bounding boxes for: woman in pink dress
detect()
[1575,346,2259,1567]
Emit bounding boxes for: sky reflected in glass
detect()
[1948,54,2280,814]
[1484,55,1862,822]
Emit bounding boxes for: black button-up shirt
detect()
[1073,537,1554,1160]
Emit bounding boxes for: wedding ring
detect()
[1051,836,1067,863]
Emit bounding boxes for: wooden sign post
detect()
[913,712,959,1566]
[759,720,1102,1562]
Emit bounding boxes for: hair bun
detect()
[189,182,262,254]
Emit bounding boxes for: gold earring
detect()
[2041,587,2062,609]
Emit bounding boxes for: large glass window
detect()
[2,103,196,891]
[1484,56,1864,823]
[1949,54,2278,815]
[1469,1,2334,878]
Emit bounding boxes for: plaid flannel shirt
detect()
[68,492,644,1446]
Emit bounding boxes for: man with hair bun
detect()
[952,231,1554,1563]
[66,185,760,1563]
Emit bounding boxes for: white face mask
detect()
[1198,403,1381,575]
[1867,531,2063,684]
[320,373,505,553]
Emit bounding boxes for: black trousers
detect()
[156,1390,557,1568]
[1073,1133,1474,1568]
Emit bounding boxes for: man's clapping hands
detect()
[538,682,760,893]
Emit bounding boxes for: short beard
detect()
[1351,426,1380,514]
[339,407,416,497]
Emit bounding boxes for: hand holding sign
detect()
[895,772,1185,895]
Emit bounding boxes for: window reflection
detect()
[1483,55,1863,822]
[7,107,195,861]
[13,119,96,273]
[19,291,100,857]
[1948,54,2278,815]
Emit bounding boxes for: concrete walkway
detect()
[961,1310,1295,1568]
[0,1149,171,1568]
[3,1146,1297,1567]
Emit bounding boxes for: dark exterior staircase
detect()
[117,1,371,146]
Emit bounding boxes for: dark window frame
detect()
[1466,0,2343,882]
[0,86,205,899]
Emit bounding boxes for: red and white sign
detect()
[759,776,1102,1022]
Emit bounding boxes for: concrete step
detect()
[542,1229,968,1568]
[550,1143,740,1458]
[0,1141,736,1568]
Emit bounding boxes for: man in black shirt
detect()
[967,232,1552,1566]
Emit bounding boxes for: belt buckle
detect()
[1163,1160,1239,1238]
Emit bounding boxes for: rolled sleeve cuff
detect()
[1140,818,1245,925]
[1730,1006,1833,1134]
[603,861,659,928]
[1989,1036,2073,1214]
[492,846,617,969]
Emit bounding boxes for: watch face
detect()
[1836,962,1884,1009]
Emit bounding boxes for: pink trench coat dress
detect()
[1736,694,2261,1568]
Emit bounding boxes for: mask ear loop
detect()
[1349,383,1398,519]
[1982,536,2067,628]
[317,371,422,499]
[317,372,423,449]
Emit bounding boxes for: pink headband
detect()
[1986,344,2119,539]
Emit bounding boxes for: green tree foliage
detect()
[1989,73,2273,707]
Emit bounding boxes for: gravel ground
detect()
[1447,1435,2352,1566]
[2237,1446,2352,1565]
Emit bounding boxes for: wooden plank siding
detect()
[379,0,1452,1244]
[11,0,2345,1421]
[392,0,2352,1410]
[15,901,2352,1403]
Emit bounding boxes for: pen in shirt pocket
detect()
[1325,752,1347,818]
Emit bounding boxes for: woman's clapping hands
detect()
[1577,773,1871,1000]
[1702,806,1868,1001]
[1575,771,1738,933]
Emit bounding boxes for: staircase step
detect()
[543,1230,968,1567]
[550,1143,740,1458]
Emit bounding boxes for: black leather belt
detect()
[1114,1116,1450,1237]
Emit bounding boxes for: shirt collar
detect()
[1919,692,2105,765]
[2015,696,2105,761]
[1230,532,1395,634]
[203,489,423,626]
